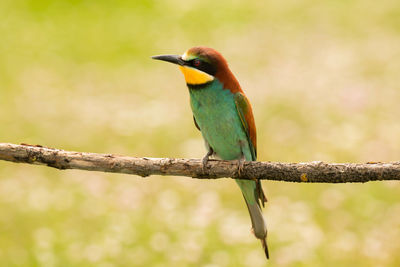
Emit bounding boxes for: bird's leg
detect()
[237,154,246,176]
[202,147,214,173]
[256,180,268,206]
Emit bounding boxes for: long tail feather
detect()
[236,179,269,259]
[247,201,267,239]
[261,238,269,259]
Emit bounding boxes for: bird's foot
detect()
[202,149,214,173]
[202,156,209,173]
[237,156,245,176]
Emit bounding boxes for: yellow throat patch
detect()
[178,66,214,85]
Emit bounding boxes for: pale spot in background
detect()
[211,250,230,266]
[80,198,107,218]
[113,183,143,210]
[0,177,24,203]
[52,188,75,211]
[180,231,205,263]
[219,212,254,245]
[33,227,54,249]
[34,251,56,267]
[319,188,345,210]
[275,241,315,266]
[150,232,170,252]
[102,235,122,258]
[332,231,358,253]
[243,249,267,267]
[66,242,84,262]
[33,228,56,267]
[107,214,137,244]
[180,138,206,158]
[126,247,149,265]
[190,191,221,227]
[27,187,52,211]
[157,189,180,212]
[97,263,116,267]
[84,244,104,263]
[7,248,28,266]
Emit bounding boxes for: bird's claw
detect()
[202,155,209,173]
[202,149,214,173]
[237,157,245,176]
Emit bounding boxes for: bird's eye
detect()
[193,59,201,67]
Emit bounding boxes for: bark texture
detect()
[0,143,399,183]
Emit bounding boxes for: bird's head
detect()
[152,46,233,87]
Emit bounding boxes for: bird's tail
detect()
[236,179,269,259]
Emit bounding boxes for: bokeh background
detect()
[1,0,400,266]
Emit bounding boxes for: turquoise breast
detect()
[189,80,251,161]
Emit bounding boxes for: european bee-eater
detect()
[152,46,269,259]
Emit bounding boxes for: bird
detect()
[152,46,269,259]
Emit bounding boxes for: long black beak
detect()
[151,54,185,66]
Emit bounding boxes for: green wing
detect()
[234,92,257,161]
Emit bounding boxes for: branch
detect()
[0,143,399,183]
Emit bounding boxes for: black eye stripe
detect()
[186,59,216,76]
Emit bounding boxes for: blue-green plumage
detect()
[189,80,251,161]
[189,80,258,206]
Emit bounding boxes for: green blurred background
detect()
[1,0,400,266]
